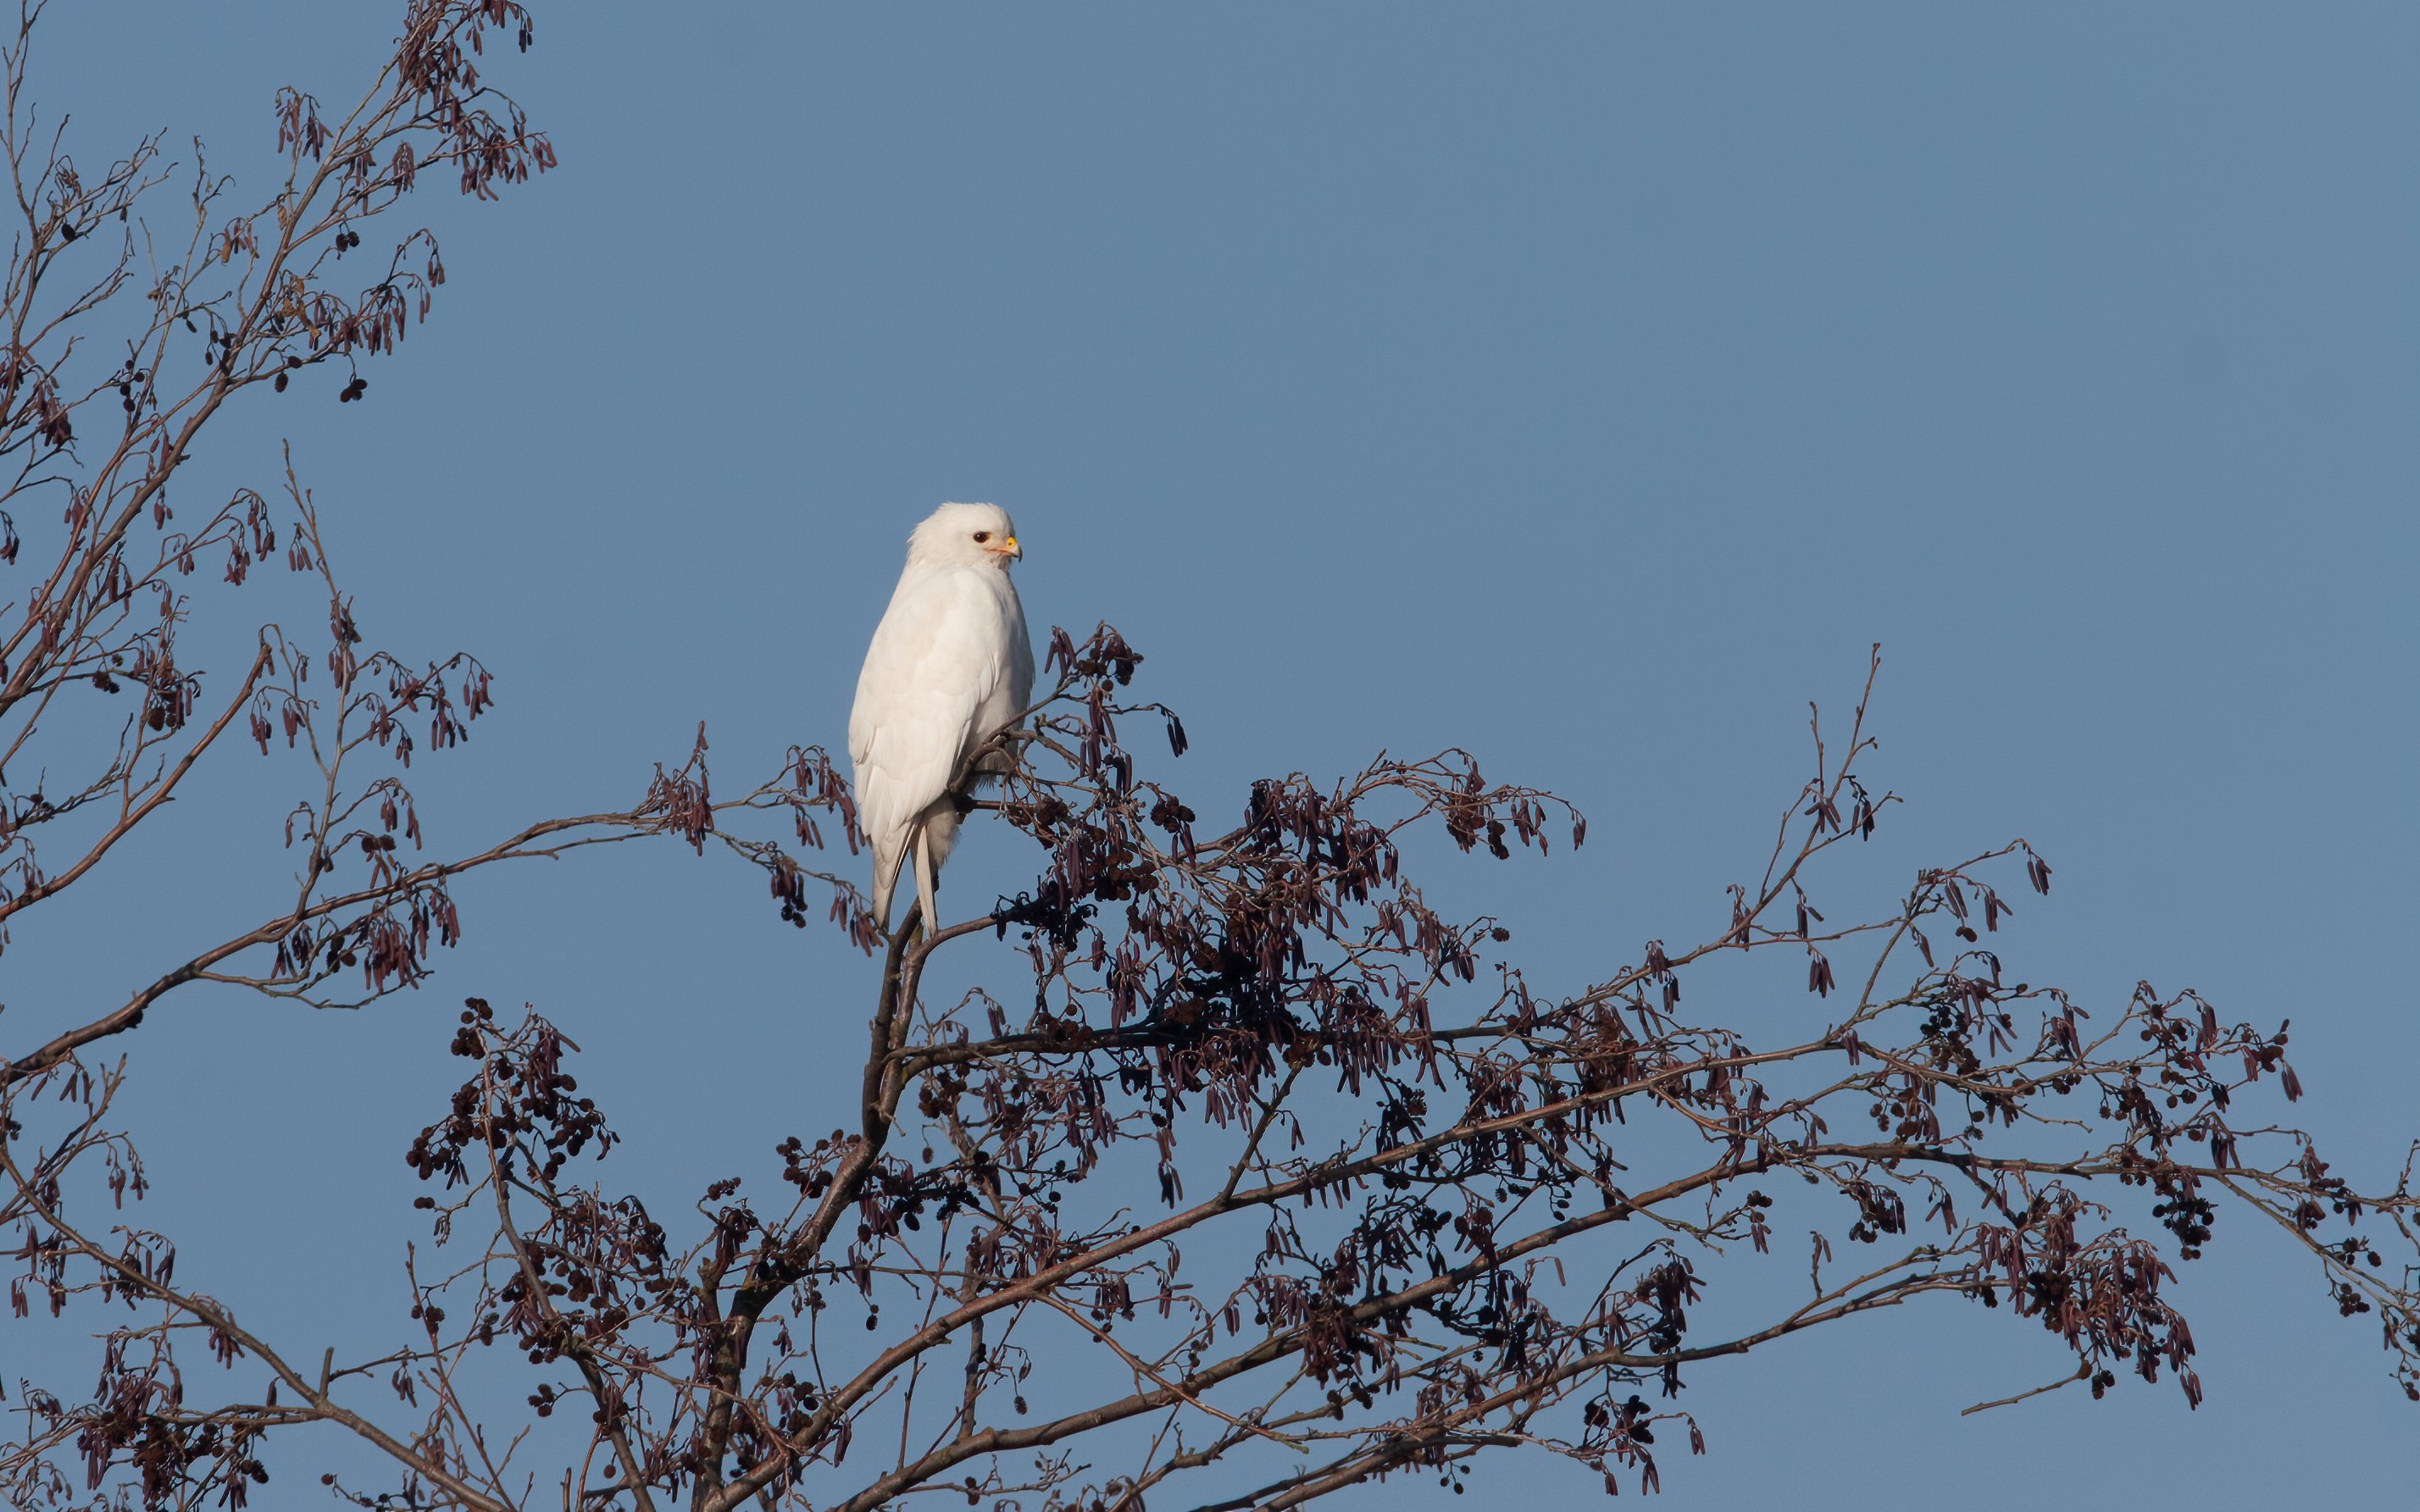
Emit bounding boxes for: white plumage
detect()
[848,502,1035,939]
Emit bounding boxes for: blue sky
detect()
[17,4,2418,1507]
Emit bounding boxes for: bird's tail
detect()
[869,820,946,940]
[913,825,941,939]
[869,834,907,933]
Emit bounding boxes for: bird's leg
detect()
[957,723,1037,783]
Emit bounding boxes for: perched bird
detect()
[848,501,1035,939]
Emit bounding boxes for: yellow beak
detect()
[990,535,1022,561]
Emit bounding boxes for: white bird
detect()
[848,501,1035,939]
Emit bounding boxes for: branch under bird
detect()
[847,501,1035,941]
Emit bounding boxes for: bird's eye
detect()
[973,531,991,543]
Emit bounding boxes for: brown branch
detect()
[477,1064,658,1512]
[0,1118,513,1512]
[0,640,270,925]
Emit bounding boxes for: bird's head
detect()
[907,501,1022,570]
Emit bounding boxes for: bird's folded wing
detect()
[847,570,1016,858]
